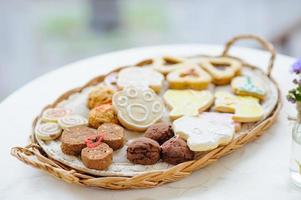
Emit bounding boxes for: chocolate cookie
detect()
[81,143,113,170]
[127,137,161,165]
[98,123,124,150]
[61,126,98,156]
[144,122,174,144]
[161,137,194,165]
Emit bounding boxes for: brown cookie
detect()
[81,143,113,170]
[87,86,115,109]
[60,126,98,156]
[88,104,118,129]
[127,137,161,165]
[98,123,124,150]
[161,137,194,165]
[144,122,174,144]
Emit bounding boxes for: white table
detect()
[1,45,300,199]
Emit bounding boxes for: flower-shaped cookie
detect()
[173,112,236,151]
[200,57,242,85]
[112,86,164,131]
[214,91,264,122]
[117,67,164,93]
[167,64,212,90]
[163,89,214,120]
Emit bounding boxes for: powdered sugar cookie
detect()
[112,86,164,131]
[117,67,164,93]
[35,122,62,141]
[173,113,236,151]
[200,57,242,85]
[166,64,212,90]
[214,91,264,122]
[231,76,266,100]
[58,114,88,129]
[42,107,72,122]
[163,89,214,120]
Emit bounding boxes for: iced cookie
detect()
[231,76,266,100]
[88,104,119,129]
[112,86,164,131]
[150,56,187,75]
[117,67,164,93]
[81,143,113,170]
[35,122,62,141]
[214,91,264,122]
[98,123,125,150]
[58,114,88,129]
[163,89,214,120]
[41,107,72,122]
[200,57,242,85]
[166,64,212,90]
[87,86,115,109]
[173,114,236,151]
[104,72,118,89]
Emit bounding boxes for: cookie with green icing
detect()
[231,76,266,99]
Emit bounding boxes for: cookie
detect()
[88,103,119,129]
[60,126,98,156]
[214,91,264,122]
[98,123,124,150]
[81,143,113,170]
[41,107,72,122]
[231,76,266,100]
[200,57,242,85]
[117,67,164,93]
[35,122,62,141]
[150,56,187,75]
[144,122,174,145]
[166,64,212,90]
[127,137,161,165]
[58,114,88,129]
[163,89,214,120]
[104,72,118,89]
[173,113,236,151]
[112,86,164,131]
[161,137,194,165]
[87,86,115,109]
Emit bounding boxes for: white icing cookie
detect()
[163,89,214,120]
[58,114,88,129]
[112,86,164,131]
[117,67,164,93]
[41,107,72,122]
[35,122,62,141]
[173,113,236,151]
[231,76,266,100]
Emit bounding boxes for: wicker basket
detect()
[11,34,281,190]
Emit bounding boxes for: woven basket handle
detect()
[222,34,276,77]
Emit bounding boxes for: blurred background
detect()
[0,0,301,100]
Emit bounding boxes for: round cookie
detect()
[35,122,62,141]
[42,107,72,122]
[144,122,174,145]
[161,137,194,165]
[60,126,98,156]
[87,86,115,109]
[58,114,88,129]
[88,104,119,129]
[81,143,113,170]
[98,123,125,150]
[127,137,161,165]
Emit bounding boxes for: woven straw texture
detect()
[11,34,281,190]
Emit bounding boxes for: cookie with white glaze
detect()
[41,107,72,122]
[58,114,88,129]
[35,122,62,141]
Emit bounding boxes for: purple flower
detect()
[292,59,301,74]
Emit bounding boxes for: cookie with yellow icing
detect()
[163,89,214,120]
[117,67,164,93]
[166,64,212,90]
[200,57,242,85]
[112,86,164,131]
[231,76,266,100]
[214,91,264,122]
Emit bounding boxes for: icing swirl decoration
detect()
[42,107,72,122]
[35,122,62,141]
[58,114,88,129]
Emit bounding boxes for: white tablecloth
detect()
[0,45,300,199]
